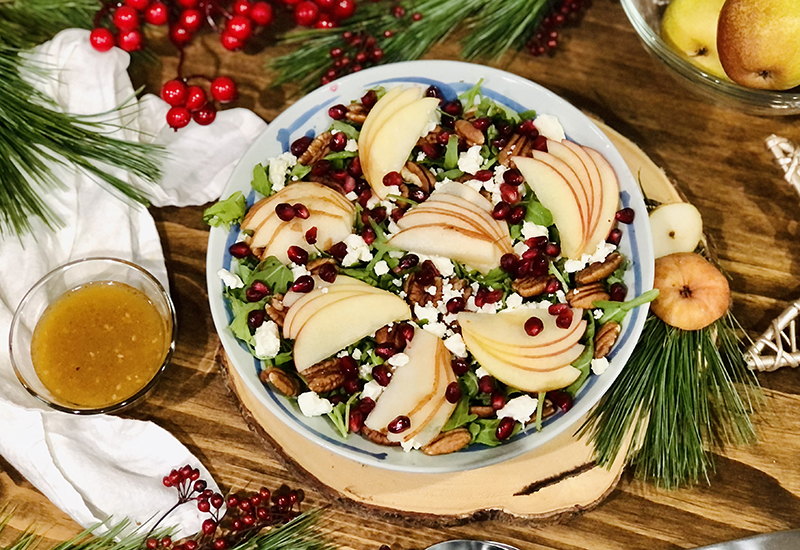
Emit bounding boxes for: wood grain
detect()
[3,1,800,549]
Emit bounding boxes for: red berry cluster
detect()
[283,0,357,29]
[526,0,591,56]
[147,465,304,550]
[160,76,238,129]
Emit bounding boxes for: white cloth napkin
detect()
[0,29,267,535]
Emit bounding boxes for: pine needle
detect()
[581,313,761,489]
[0,0,100,50]
[461,0,553,60]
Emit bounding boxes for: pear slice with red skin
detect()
[650,252,730,331]
[462,330,585,373]
[560,139,605,240]
[531,149,591,245]
[582,147,620,254]
[242,181,353,230]
[513,156,587,259]
[387,224,503,274]
[546,139,596,235]
[425,194,513,252]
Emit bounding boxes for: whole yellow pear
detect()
[717,0,800,90]
[661,0,730,80]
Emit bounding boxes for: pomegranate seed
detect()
[248,310,265,329]
[478,375,495,394]
[473,117,491,131]
[420,143,441,158]
[545,242,561,257]
[503,169,524,186]
[610,282,628,302]
[531,257,549,277]
[201,519,216,536]
[548,303,570,316]
[372,365,392,386]
[436,131,452,145]
[492,137,508,149]
[305,226,318,244]
[492,202,510,220]
[425,85,443,100]
[330,132,347,151]
[495,417,516,440]
[375,343,395,359]
[486,289,503,303]
[522,247,542,261]
[518,119,539,138]
[287,245,308,265]
[528,235,548,248]
[500,253,519,274]
[347,157,363,177]
[361,227,376,245]
[275,202,295,221]
[508,205,526,224]
[397,322,415,344]
[229,241,252,258]
[328,104,347,120]
[615,207,635,224]
[549,390,573,412]
[329,394,344,405]
[388,415,410,434]
[474,287,488,308]
[318,263,338,283]
[245,281,269,302]
[291,135,313,156]
[500,183,520,204]
[312,160,331,177]
[357,397,376,414]
[396,253,419,271]
[339,356,358,379]
[370,206,387,223]
[291,275,314,293]
[293,203,310,219]
[349,409,364,432]
[344,378,362,394]
[474,169,493,181]
[382,171,403,187]
[491,391,506,410]
[445,381,462,403]
[554,311,573,331]
[451,357,469,375]
[210,494,224,508]
[496,122,512,136]
[607,228,623,246]
[442,100,463,116]
[361,90,378,108]
[532,135,548,151]
[525,316,544,336]
[446,296,466,314]
[328,241,347,261]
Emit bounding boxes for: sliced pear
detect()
[293,292,411,371]
[250,215,353,264]
[546,139,594,226]
[434,181,494,212]
[464,331,585,372]
[426,195,512,250]
[399,209,497,240]
[242,181,353,231]
[560,139,604,240]
[388,224,502,274]
[469,317,586,355]
[649,202,703,259]
[359,87,424,177]
[530,149,591,245]
[582,147,621,253]
[458,308,584,348]
[366,97,440,199]
[283,285,387,340]
[513,156,587,260]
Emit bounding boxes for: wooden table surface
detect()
[2,1,800,549]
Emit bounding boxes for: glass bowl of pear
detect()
[621,0,800,115]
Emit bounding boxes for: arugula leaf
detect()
[251,164,272,197]
[203,191,246,229]
[444,135,460,170]
[595,288,660,325]
[324,150,358,161]
[442,395,477,431]
[468,418,522,447]
[227,293,264,346]
[290,163,312,180]
[327,401,349,439]
[457,78,484,110]
[524,199,554,226]
[566,315,596,396]
[330,120,360,140]
[248,256,294,295]
[518,109,537,120]
[439,168,464,180]
[462,370,480,397]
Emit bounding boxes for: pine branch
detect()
[0,0,100,49]
[461,0,554,60]
[580,313,761,489]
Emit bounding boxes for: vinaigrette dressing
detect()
[31,281,169,408]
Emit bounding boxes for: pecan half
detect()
[566,282,610,309]
[575,252,625,285]
[265,295,286,327]
[297,132,332,166]
[594,321,621,359]
[454,119,485,147]
[345,103,367,124]
[401,161,436,192]
[422,428,472,456]
[303,358,345,393]
[361,425,401,446]
[498,134,530,166]
[469,405,495,418]
[405,263,443,307]
[260,367,300,397]
[512,275,550,298]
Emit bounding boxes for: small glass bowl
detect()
[620,0,800,116]
[9,257,176,414]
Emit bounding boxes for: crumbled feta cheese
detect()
[505,293,524,309]
[373,260,390,276]
[393,278,403,287]
[422,322,448,338]
[443,333,468,358]
[475,366,491,379]
[416,151,427,162]
[593,309,604,319]
[352,348,363,360]
[463,179,484,194]
[420,255,454,277]
[388,353,410,367]
[442,313,457,325]
[387,220,401,235]
[320,287,329,294]
[345,191,358,201]
[401,438,423,452]
[521,222,549,241]
[556,290,567,303]
[254,320,281,359]
[533,114,565,142]
[457,145,484,174]
[361,379,384,401]
[345,139,358,152]
[440,281,462,303]
[493,164,508,186]
[389,250,404,258]
[218,268,244,289]
[563,258,586,273]
[290,262,310,280]
[414,303,440,323]
[591,357,610,375]
[564,240,618,273]
[268,152,297,192]
[426,285,437,295]
[513,241,528,256]
[480,302,498,314]
[359,362,372,378]
[423,116,440,135]
[497,395,539,424]
[366,194,381,209]
[297,392,333,417]
[342,234,373,266]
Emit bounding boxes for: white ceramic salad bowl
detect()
[207,60,654,473]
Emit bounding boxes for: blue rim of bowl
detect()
[9,256,177,415]
[620,0,800,113]
[207,60,654,472]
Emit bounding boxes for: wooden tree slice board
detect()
[217,120,675,524]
